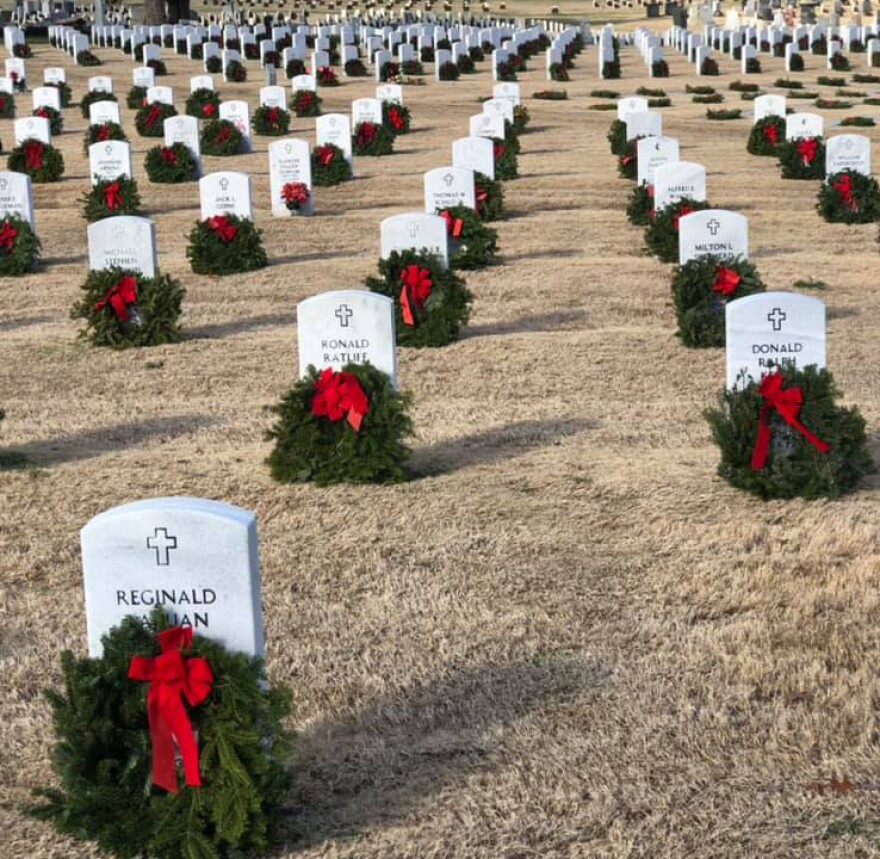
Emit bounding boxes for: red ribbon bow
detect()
[0,219,18,253]
[215,124,231,144]
[672,205,694,230]
[798,137,818,165]
[95,274,138,321]
[97,123,112,141]
[388,106,404,130]
[311,368,369,431]
[440,209,464,238]
[206,215,238,243]
[763,123,779,145]
[750,371,831,471]
[400,264,433,326]
[620,153,635,167]
[128,626,214,794]
[832,173,857,211]
[23,140,44,170]
[202,102,216,117]
[298,92,313,110]
[145,104,163,128]
[317,144,335,166]
[160,145,177,164]
[493,142,506,161]
[36,107,49,119]
[281,181,310,206]
[357,122,377,148]
[104,181,123,210]
[266,106,281,125]
[712,266,741,296]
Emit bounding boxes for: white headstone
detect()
[218,100,252,152]
[14,116,50,146]
[164,115,201,174]
[88,75,114,94]
[424,166,476,213]
[259,85,287,108]
[381,212,449,267]
[316,113,354,171]
[0,170,35,227]
[678,209,749,265]
[32,86,61,112]
[452,135,495,180]
[89,100,122,126]
[617,95,649,120]
[146,85,173,106]
[753,94,786,123]
[133,65,156,89]
[825,134,871,176]
[469,112,506,140]
[88,215,158,277]
[626,111,662,141]
[352,96,383,126]
[653,161,707,210]
[199,171,252,220]
[268,137,314,217]
[89,140,134,184]
[376,82,404,104]
[637,136,680,186]
[786,112,824,140]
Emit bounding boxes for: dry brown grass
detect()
[4,33,880,859]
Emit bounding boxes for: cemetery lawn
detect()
[5,33,880,859]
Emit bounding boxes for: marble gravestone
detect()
[351,96,383,126]
[88,140,134,184]
[88,215,158,277]
[753,94,786,123]
[617,95,649,120]
[725,292,826,389]
[653,161,707,210]
[452,135,495,180]
[88,75,114,93]
[32,86,61,112]
[316,113,354,170]
[469,112,505,140]
[376,83,404,104]
[219,100,252,153]
[268,138,314,217]
[678,209,749,265]
[164,115,202,175]
[424,166,476,213]
[0,170,35,226]
[636,136,679,186]
[825,134,871,177]
[89,99,122,126]
[380,213,449,266]
[14,116,51,146]
[81,497,265,658]
[297,290,397,384]
[626,111,662,141]
[786,112,823,140]
[133,66,156,90]
[199,171,252,220]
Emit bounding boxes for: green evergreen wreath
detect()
[438,60,460,81]
[602,60,620,80]
[26,609,293,859]
[7,140,65,183]
[316,66,339,86]
[290,88,322,117]
[76,49,102,66]
[469,45,485,61]
[80,90,117,119]
[705,365,874,499]
[311,142,351,186]
[147,58,167,76]
[364,249,472,347]
[495,61,517,81]
[145,143,197,182]
[745,57,762,74]
[652,60,670,77]
[789,53,805,71]
[225,60,247,82]
[457,54,476,74]
[701,57,720,75]
[380,61,400,82]
[285,58,306,78]
[266,362,413,485]
[607,118,626,155]
[475,171,504,221]
[671,255,766,348]
[135,102,177,137]
[830,52,851,71]
[626,183,653,225]
[47,80,72,107]
[549,62,569,81]
[33,105,63,135]
[200,119,244,156]
[185,87,221,119]
[187,215,268,275]
[817,170,880,223]
[492,137,518,180]
[205,56,222,73]
[352,121,394,156]
[83,121,127,153]
[126,86,147,109]
[345,58,368,76]
[747,116,785,155]
[513,105,530,133]
[81,176,142,221]
[438,204,498,270]
[778,136,825,179]
[0,91,14,118]
[382,101,411,134]
[617,136,640,180]
[644,197,711,263]
[71,267,185,348]
[0,213,41,275]
[253,105,291,136]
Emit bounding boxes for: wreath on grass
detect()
[512,105,530,133]
[263,50,280,69]
[457,54,476,74]
[671,255,766,348]
[47,80,72,107]
[200,119,244,156]
[469,46,485,61]
[778,136,825,179]
[145,143,198,182]
[817,170,880,223]
[549,62,569,82]
[534,89,567,100]
[290,88,322,117]
[345,58,367,76]
[492,138,518,180]
[311,142,351,185]
[745,58,762,74]
[205,56,222,73]
[317,66,339,86]
[225,60,247,82]
[285,58,307,78]
[77,50,102,66]
[147,58,167,76]
[189,43,203,60]
[280,181,310,213]
[135,102,177,137]
[495,61,517,82]
[13,42,32,58]
[617,136,640,180]
[364,249,472,347]
[705,365,874,499]
[126,85,147,109]
[830,53,851,71]
[187,214,268,275]
[0,92,14,119]
[185,87,221,118]
[438,204,498,270]
[607,118,626,155]
[243,41,258,60]
[266,363,413,485]
[8,139,64,182]
[644,197,711,263]
[352,121,394,156]
[789,53,805,71]
[652,60,670,77]
[627,184,653,226]
[81,176,142,221]
[71,267,184,348]
[438,61,460,81]
[26,610,293,858]
[253,105,291,136]
[747,116,785,155]
[9,71,25,93]
[421,46,435,63]
[380,61,400,82]
[382,101,411,135]
[475,171,504,221]
[80,90,116,119]
[83,121,127,153]
[33,105,63,136]
[701,57,719,75]
[0,214,40,275]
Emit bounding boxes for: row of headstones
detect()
[617,96,828,393]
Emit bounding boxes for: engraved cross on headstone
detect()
[335,304,353,326]
[146,527,178,566]
[767,307,787,331]
[443,172,454,186]
[707,218,721,235]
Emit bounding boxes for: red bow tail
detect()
[23,141,44,170]
[94,275,138,322]
[399,264,433,327]
[712,266,741,296]
[798,138,818,166]
[311,368,369,431]
[0,220,18,253]
[832,174,857,211]
[440,210,464,238]
[104,182,123,210]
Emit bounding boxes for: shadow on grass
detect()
[409,417,593,477]
[0,314,55,332]
[186,311,297,340]
[283,656,608,849]
[463,308,585,338]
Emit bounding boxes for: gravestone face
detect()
[219,100,252,152]
[89,99,122,126]
[452,135,495,180]
[493,81,521,105]
[88,215,158,277]
[435,48,453,79]
[146,85,173,106]
[88,75,114,93]
[32,86,61,112]
[89,140,134,184]
[753,94,786,123]
[292,73,317,92]
[259,85,287,108]
[297,290,397,384]
[14,116,51,146]
[6,57,26,82]
[164,115,201,173]
[725,292,826,388]
[617,95,649,120]
[311,49,330,73]
[678,209,749,264]
[637,135,680,186]
[268,138,313,217]
[825,134,871,176]
[376,82,404,104]
[133,65,156,89]
[786,112,823,140]
[316,113,354,169]
[190,74,214,92]
[626,110,662,141]
[199,171,252,220]
[81,497,265,658]
[424,166,476,213]
[381,212,449,267]
[653,161,707,210]
[0,171,35,227]
[469,112,506,140]
[43,67,66,85]
[482,97,514,125]
[352,96,383,126]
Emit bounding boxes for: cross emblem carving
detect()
[443,173,454,186]
[706,218,721,236]
[335,304,353,327]
[147,527,178,566]
[219,177,229,190]
[767,307,787,332]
